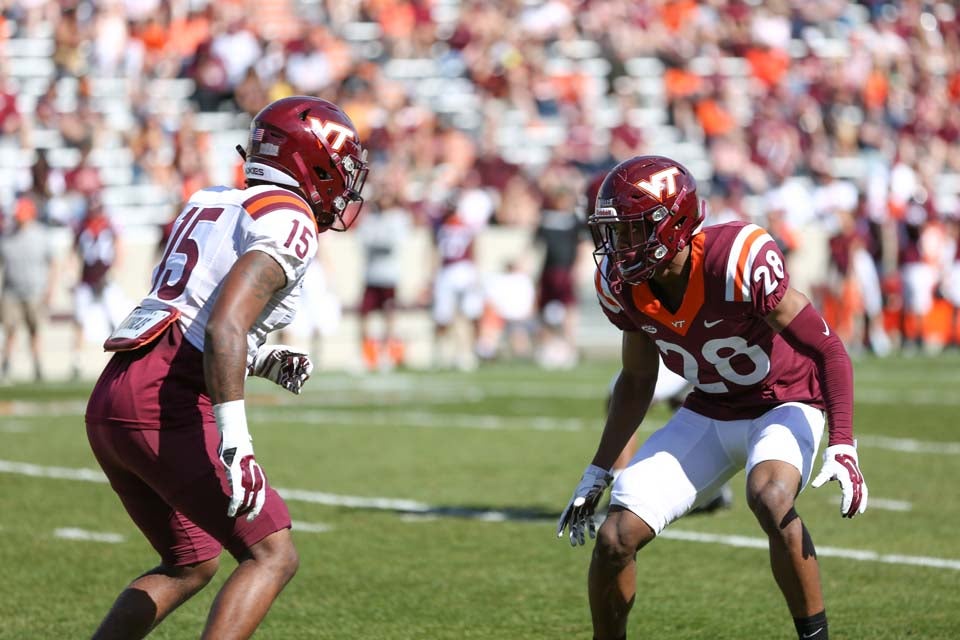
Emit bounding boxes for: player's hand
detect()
[811,443,868,518]
[250,345,313,394]
[556,464,613,546]
[214,401,267,521]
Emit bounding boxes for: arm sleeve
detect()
[777,303,854,446]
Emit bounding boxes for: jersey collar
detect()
[629,233,705,336]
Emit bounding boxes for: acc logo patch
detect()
[641,325,658,334]
[635,167,681,202]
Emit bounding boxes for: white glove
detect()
[811,442,868,518]
[250,344,313,394]
[556,464,613,546]
[214,400,267,521]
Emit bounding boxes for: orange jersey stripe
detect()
[732,227,766,302]
[629,233,705,336]
[243,190,316,232]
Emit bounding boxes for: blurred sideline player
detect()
[0,197,57,381]
[476,259,537,361]
[355,195,410,370]
[534,180,591,370]
[84,97,368,639]
[557,156,868,640]
[71,195,129,379]
[430,174,492,370]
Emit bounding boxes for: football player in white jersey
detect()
[84,96,368,640]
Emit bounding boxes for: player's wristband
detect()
[213,399,248,436]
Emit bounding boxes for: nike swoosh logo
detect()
[704,319,723,328]
[822,319,830,336]
[802,628,824,639]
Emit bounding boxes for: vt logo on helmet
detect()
[237,96,369,232]
[635,166,681,201]
[588,156,705,286]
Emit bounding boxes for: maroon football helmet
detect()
[237,96,368,231]
[588,155,704,285]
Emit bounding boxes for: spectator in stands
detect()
[0,74,23,144]
[0,197,56,381]
[940,215,960,349]
[188,41,232,112]
[3,0,960,365]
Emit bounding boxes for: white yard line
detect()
[6,404,960,457]
[659,530,960,571]
[53,527,124,543]
[290,520,333,534]
[0,421,32,432]
[863,498,912,512]
[1,459,954,572]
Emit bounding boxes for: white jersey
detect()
[357,206,410,287]
[140,184,318,364]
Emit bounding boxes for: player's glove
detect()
[811,442,868,518]
[249,344,313,394]
[214,400,267,521]
[556,464,613,546]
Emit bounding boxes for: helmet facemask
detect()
[290,134,369,232]
[590,202,673,286]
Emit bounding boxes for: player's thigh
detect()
[73,284,94,323]
[22,298,44,335]
[139,422,292,562]
[432,270,457,325]
[852,249,883,316]
[746,402,824,492]
[461,285,485,320]
[902,263,935,315]
[943,265,960,308]
[0,295,22,333]
[86,422,223,566]
[610,409,744,535]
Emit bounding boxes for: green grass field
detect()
[2,354,959,639]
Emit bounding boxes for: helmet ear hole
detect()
[313,167,332,181]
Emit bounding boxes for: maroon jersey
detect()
[434,214,476,266]
[75,214,117,287]
[595,222,823,421]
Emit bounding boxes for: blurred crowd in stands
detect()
[2,0,960,379]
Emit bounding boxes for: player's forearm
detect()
[591,372,655,469]
[779,303,854,446]
[203,323,248,404]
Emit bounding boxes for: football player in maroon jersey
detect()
[557,156,867,640]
